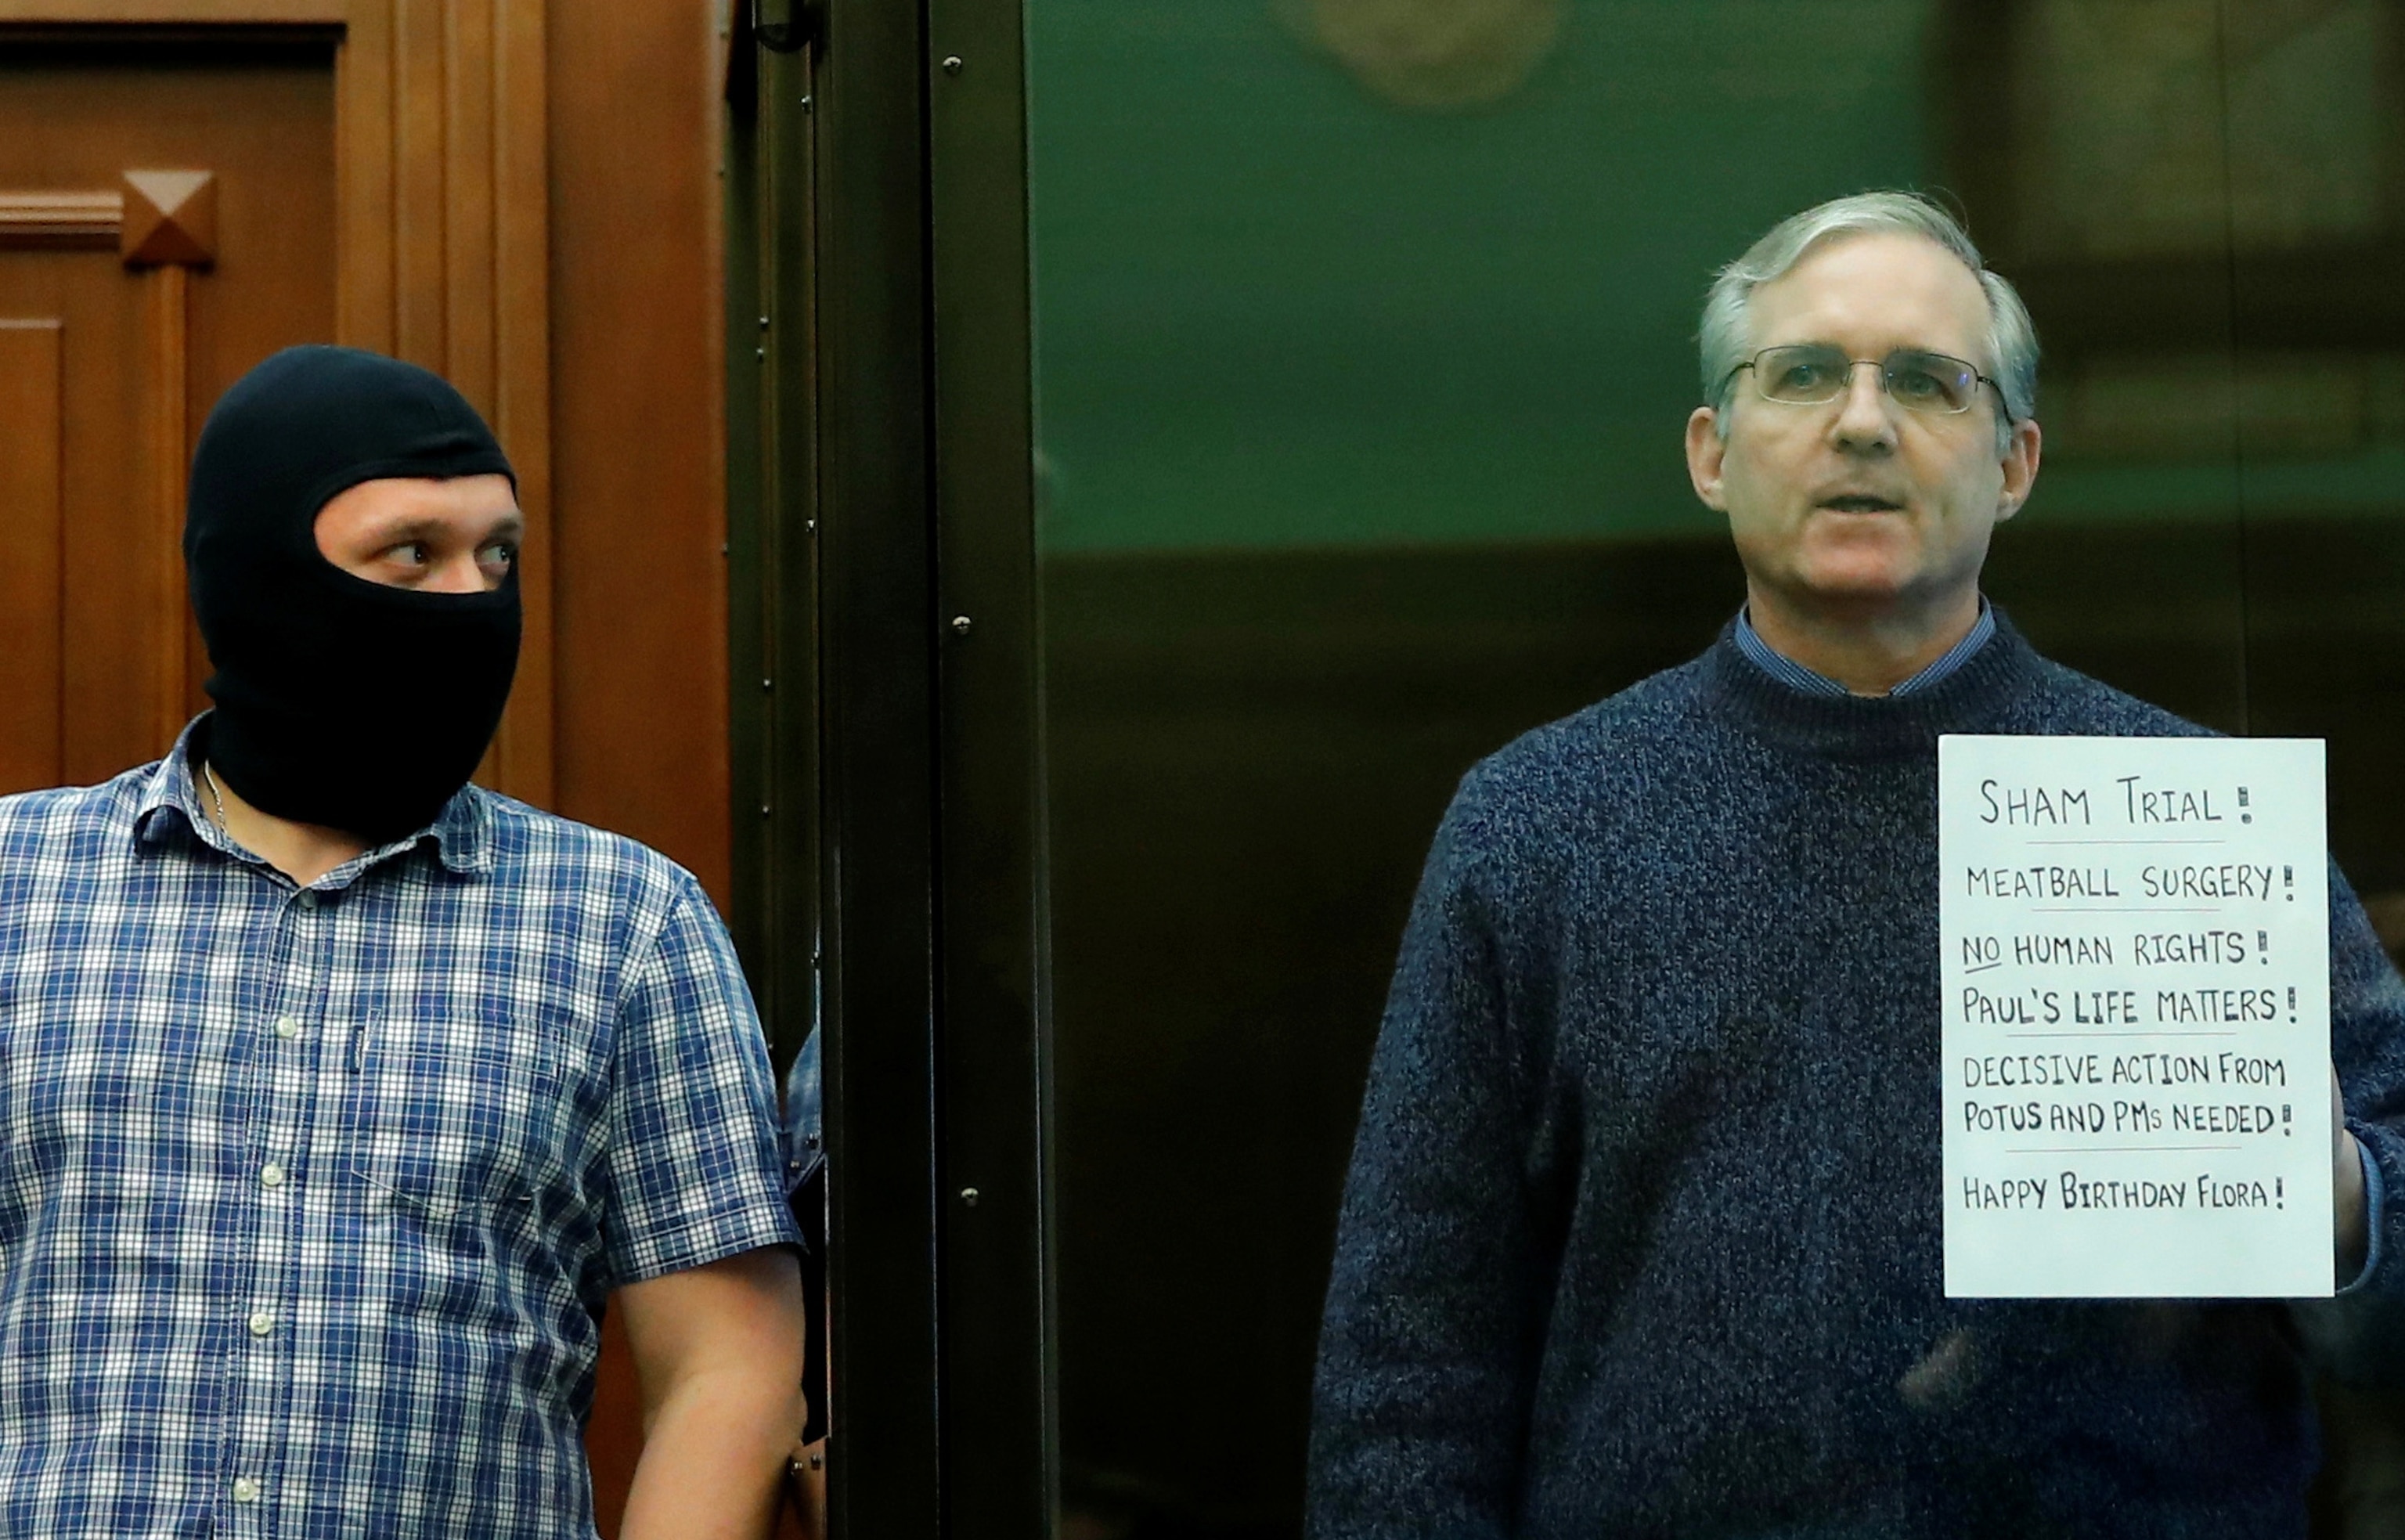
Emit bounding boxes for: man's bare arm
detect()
[618,1247,809,1540]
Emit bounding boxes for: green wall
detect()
[1027,0,1936,552]
[1028,0,2405,552]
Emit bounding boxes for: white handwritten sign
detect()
[1939,735,2331,1298]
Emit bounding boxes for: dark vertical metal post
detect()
[726,3,822,1075]
[813,0,946,1534]
[925,0,1054,1532]
[731,0,1048,1532]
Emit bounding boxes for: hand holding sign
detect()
[2334,1062,2367,1279]
[1940,736,2334,1299]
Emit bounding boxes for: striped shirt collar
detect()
[1733,598,1996,700]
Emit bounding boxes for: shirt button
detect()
[274,1015,301,1040]
[232,1477,261,1503]
[259,1163,286,1189]
[296,890,318,911]
[247,1310,275,1337]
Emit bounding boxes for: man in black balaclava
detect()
[0,346,807,1539]
[186,343,524,846]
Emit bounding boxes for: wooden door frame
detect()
[3,0,554,806]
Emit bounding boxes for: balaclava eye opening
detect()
[186,344,521,846]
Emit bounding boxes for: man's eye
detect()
[1891,368,1944,400]
[478,543,517,567]
[385,541,429,565]
[1777,364,1825,392]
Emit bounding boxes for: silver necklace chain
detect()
[200,760,231,831]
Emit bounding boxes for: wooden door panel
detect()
[0,319,63,795]
[0,246,146,784]
[12,241,171,784]
[0,41,334,786]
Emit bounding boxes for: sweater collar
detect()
[1699,606,2047,760]
[1734,597,1997,698]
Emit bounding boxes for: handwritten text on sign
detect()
[1938,735,2331,1298]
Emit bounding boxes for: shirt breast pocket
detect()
[346,1008,568,1221]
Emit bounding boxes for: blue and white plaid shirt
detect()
[0,721,801,1537]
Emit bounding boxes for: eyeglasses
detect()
[1727,344,2010,420]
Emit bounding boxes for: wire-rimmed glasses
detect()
[1728,344,2010,420]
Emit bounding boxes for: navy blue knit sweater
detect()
[1307,617,2405,1539]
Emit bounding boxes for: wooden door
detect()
[0,34,337,792]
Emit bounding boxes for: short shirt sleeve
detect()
[597,876,804,1286]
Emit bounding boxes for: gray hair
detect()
[1699,191,2038,444]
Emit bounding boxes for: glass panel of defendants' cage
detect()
[1024,0,2405,1535]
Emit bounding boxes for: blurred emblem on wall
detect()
[1274,0,1564,110]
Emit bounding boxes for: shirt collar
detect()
[1733,597,1996,700]
[131,719,217,849]
[133,714,496,879]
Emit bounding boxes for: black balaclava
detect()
[186,345,520,846]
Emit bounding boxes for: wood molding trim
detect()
[121,168,218,265]
[0,189,123,246]
[142,263,192,754]
[0,0,558,806]
[0,2,349,21]
[0,170,219,261]
[114,167,217,748]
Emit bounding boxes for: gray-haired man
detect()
[1306,192,2405,1537]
